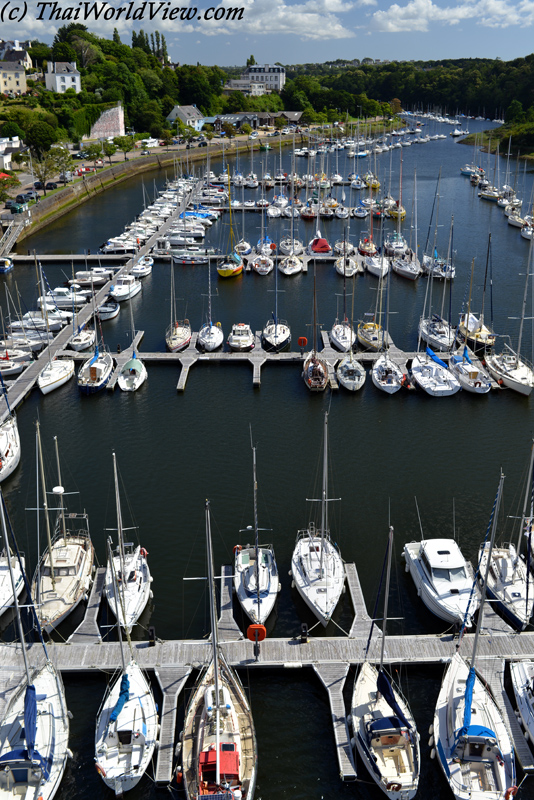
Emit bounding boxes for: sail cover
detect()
[377,670,412,730]
[459,666,476,736]
[24,685,37,759]
[425,347,448,369]
[110,673,130,723]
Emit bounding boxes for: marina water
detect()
[3,119,534,799]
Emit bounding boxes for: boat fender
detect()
[174,771,183,785]
[140,548,148,558]
[233,545,242,555]
[95,762,107,778]
[475,381,481,388]
[430,748,436,760]
[386,782,402,792]
[428,735,434,747]
[428,724,433,735]
[505,788,518,799]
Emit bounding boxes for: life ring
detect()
[233,545,242,555]
[140,548,148,558]
[386,783,402,792]
[505,788,518,800]
[474,381,481,388]
[95,762,107,778]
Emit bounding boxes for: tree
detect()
[25,121,57,154]
[274,115,285,129]
[85,143,103,169]
[160,130,173,150]
[390,97,403,114]
[32,154,58,195]
[246,55,256,67]
[51,142,74,185]
[222,122,235,139]
[52,41,77,63]
[0,174,21,204]
[113,135,134,160]
[113,28,121,44]
[103,141,117,165]
[241,123,252,135]
[1,121,25,140]
[506,99,525,123]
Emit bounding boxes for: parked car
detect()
[4,199,16,209]
[34,181,44,190]
[11,203,27,213]
[45,182,58,190]
[198,141,208,147]
[15,193,31,203]
[24,190,39,200]
[141,150,150,155]
[248,132,259,140]
[59,172,73,182]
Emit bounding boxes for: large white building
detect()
[45,61,81,94]
[241,64,285,92]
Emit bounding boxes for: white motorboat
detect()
[69,324,96,351]
[0,492,70,800]
[110,274,142,302]
[94,659,158,796]
[182,501,258,800]
[410,351,461,396]
[105,453,152,633]
[38,357,75,395]
[227,323,255,352]
[97,299,120,320]
[130,255,153,277]
[42,286,89,309]
[234,444,279,624]
[372,354,404,394]
[290,413,344,626]
[69,267,113,287]
[336,353,366,391]
[352,527,420,800]
[403,538,479,628]
[0,355,30,377]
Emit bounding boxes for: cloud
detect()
[372,0,534,32]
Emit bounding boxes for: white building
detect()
[223,79,266,97]
[241,64,285,92]
[45,61,81,94]
[165,105,205,131]
[0,40,32,69]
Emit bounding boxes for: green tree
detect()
[103,141,117,165]
[113,135,134,160]
[505,99,525,123]
[241,123,252,135]
[52,41,77,62]
[51,142,74,185]
[85,143,103,169]
[32,154,58,195]
[25,121,57,154]
[246,55,256,67]
[222,122,235,139]
[0,174,21,204]
[0,121,25,140]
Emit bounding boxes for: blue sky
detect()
[5,0,534,66]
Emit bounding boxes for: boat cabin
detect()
[198,743,241,797]
[419,540,468,587]
[0,752,47,790]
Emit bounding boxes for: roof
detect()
[177,105,204,119]
[52,62,80,75]
[0,61,23,71]
[421,539,466,569]
[2,50,29,63]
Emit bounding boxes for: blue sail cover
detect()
[459,666,476,737]
[110,674,130,723]
[376,670,412,730]
[24,685,37,759]
[462,346,472,364]
[425,347,448,369]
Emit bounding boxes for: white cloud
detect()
[372,0,534,32]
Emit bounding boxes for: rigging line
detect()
[414,496,424,540]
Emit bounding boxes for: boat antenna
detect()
[414,496,425,542]
[379,526,394,672]
[53,436,67,547]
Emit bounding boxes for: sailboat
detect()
[31,426,95,633]
[262,256,291,352]
[234,439,279,624]
[433,472,516,800]
[336,271,366,390]
[456,235,496,353]
[0,375,20,483]
[290,412,344,626]
[449,260,492,393]
[330,257,355,352]
[95,538,158,795]
[217,173,244,278]
[391,169,422,280]
[182,500,258,800]
[351,526,420,799]
[0,533,24,620]
[302,265,328,391]
[411,347,461,396]
[165,263,191,352]
[37,261,75,395]
[372,266,404,394]
[357,258,388,352]
[104,453,152,634]
[117,306,147,392]
[77,290,114,393]
[418,216,456,351]
[198,263,224,352]
[485,237,534,395]
[478,441,534,631]
[0,489,70,800]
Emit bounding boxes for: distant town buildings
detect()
[0,63,27,96]
[223,79,266,97]
[0,136,23,170]
[166,104,205,131]
[45,62,81,94]
[0,40,32,70]
[241,64,286,92]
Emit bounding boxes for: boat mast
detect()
[53,436,67,546]
[37,420,55,592]
[516,441,534,556]
[112,452,128,630]
[251,439,261,618]
[205,500,221,785]
[319,412,329,580]
[515,235,533,362]
[379,526,394,672]
[107,536,128,671]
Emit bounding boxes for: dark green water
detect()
[3,119,534,799]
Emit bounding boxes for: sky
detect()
[3,0,534,66]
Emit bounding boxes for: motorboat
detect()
[110,274,142,302]
[42,286,89,309]
[97,299,120,320]
[69,267,113,287]
[290,413,344,626]
[130,255,153,277]
[510,660,534,746]
[403,538,479,628]
[227,323,255,351]
[69,326,96,352]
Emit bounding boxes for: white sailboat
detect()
[105,453,152,634]
[117,306,147,392]
[31,426,95,633]
[0,379,20,484]
[0,490,70,800]
[478,441,534,631]
[510,659,534,747]
[95,539,158,795]
[290,413,344,626]
[433,473,516,800]
[411,348,461,396]
[372,266,404,393]
[351,526,420,800]
[0,541,24,620]
[182,500,258,800]
[262,257,291,352]
[302,266,328,391]
[36,262,75,394]
[234,440,279,625]
[198,263,224,352]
